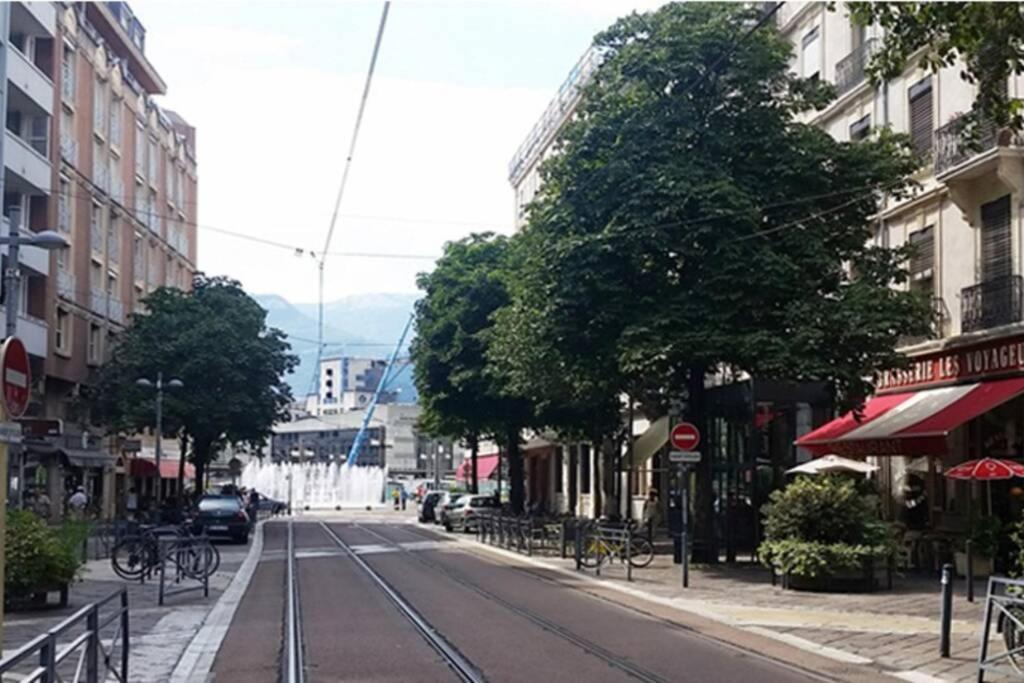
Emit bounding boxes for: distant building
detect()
[316,356,398,415]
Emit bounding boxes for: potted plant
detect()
[955,515,1000,578]
[5,510,89,610]
[759,475,895,592]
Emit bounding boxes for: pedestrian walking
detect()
[68,486,88,519]
[126,487,138,520]
[392,487,400,510]
[400,487,408,511]
[642,488,660,540]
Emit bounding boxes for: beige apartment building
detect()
[0,2,197,516]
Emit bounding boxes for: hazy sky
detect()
[133,0,663,303]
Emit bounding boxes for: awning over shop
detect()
[455,454,499,481]
[62,449,118,469]
[130,457,195,479]
[795,376,1024,456]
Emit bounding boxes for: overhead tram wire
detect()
[308,2,391,400]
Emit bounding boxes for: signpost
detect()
[670,422,701,588]
[0,336,29,649]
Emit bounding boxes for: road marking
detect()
[891,672,946,683]
[349,543,399,555]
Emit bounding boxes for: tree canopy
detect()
[850,2,1024,132]
[89,275,297,491]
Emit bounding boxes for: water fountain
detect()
[239,460,386,509]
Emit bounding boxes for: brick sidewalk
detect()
[458,528,1018,682]
[1,536,254,682]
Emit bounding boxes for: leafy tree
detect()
[411,234,534,510]
[517,3,929,558]
[849,2,1024,132]
[89,275,297,494]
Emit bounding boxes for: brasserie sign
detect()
[876,334,1024,393]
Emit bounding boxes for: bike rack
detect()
[157,536,212,606]
[977,576,1024,681]
[0,588,130,683]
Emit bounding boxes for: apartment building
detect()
[48,1,197,419]
[316,356,397,415]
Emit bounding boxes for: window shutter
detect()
[909,77,933,156]
[801,26,820,78]
[981,195,1012,281]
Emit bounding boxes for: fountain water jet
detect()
[239,460,386,509]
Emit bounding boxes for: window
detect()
[57,177,71,234]
[981,195,1012,282]
[108,212,120,265]
[87,323,101,364]
[90,262,102,292]
[61,44,75,102]
[851,19,866,51]
[801,26,820,79]
[93,78,106,134]
[134,123,145,177]
[109,97,122,147]
[165,254,173,285]
[133,233,144,281]
[165,158,173,203]
[909,76,934,156]
[849,114,871,141]
[28,117,48,156]
[909,226,935,294]
[90,202,103,255]
[147,139,157,182]
[149,189,158,232]
[55,308,71,355]
[134,180,144,223]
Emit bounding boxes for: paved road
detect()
[212,518,824,682]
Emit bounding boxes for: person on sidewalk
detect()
[392,487,400,510]
[68,486,88,519]
[642,488,660,540]
[400,487,408,511]
[126,487,138,520]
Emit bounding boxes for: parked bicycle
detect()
[580,523,654,569]
[111,523,220,582]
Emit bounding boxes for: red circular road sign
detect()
[670,422,701,451]
[1,337,31,418]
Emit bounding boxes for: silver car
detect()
[443,494,499,532]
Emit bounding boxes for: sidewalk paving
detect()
[457,528,1018,683]
[1,534,255,682]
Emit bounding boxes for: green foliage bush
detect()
[5,511,88,598]
[759,475,894,578]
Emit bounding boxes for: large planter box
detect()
[781,559,890,593]
[5,583,69,612]
[954,551,993,578]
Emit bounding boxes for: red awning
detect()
[795,376,1024,457]
[130,457,195,479]
[455,454,499,481]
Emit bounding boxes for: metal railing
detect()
[0,588,129,683]
[476,513,575,557]
[977,576,1024,680]
[834,38,876,96]
[961,275,1024,333]
[898,296,948,346]
[935,113,1007,174]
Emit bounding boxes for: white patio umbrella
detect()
[786,454,879,476]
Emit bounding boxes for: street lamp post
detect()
[2,208,69,338]
[136,373,184,515]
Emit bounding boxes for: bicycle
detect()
[580,524,654,569]
[111,523,220,581]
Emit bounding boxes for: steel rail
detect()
[284,519,306,683]
[317,522,485,683]
[350,523,671,683]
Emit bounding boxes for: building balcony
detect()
[834,38,876,97]
[4,129,51,194]
[935,113,1024,213]
[57,269,76,301]
[7,45,54,117]
[16,2,56,37]
[16,314,47,358]
[961,275,1024,334]
[2,218,49,276]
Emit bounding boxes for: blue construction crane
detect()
[346,313,413,466]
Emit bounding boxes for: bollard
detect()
[560,520,567,559]
[626,528,632,582]
[575,526,583,570]
[966,539,974,603]
[939,563,953,658]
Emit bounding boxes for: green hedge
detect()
[5,510,89,598]
[759,475,894,578]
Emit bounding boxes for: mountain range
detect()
[254,293,419,403]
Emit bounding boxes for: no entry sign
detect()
[670,422,701,451]
[1,337,30,418]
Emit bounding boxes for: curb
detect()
[168,521,265,682]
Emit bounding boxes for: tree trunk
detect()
[193,438,213,496]
[507,427,524,515]
[469,434,479,495]
[177,432,188,505]
[688,365,716,563]
[601,437,618,519]
[591,441,603,518]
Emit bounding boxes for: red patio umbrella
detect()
[944,457,1024,515]
[944,458,1024,480]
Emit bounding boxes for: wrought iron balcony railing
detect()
[961,275,1024,333]
[898,296,949,347]
[834,38,876,96]
[934,112,1017,174]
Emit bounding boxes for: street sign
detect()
[669,450,701,464]
[670,422,701,451]
[0,337,30,419]
[0,422,23,444]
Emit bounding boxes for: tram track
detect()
[341,522,674,683]
[283,519,307,683]
[317,521,486,683]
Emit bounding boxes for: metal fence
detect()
[0,588,129,683]
[977,576,1024,681]
[477,514,581,558]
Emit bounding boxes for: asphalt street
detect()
[211,517,825,682]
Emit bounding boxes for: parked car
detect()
[419,491,445,523]
[438,493,468,527]
[444,494,499,533]
[192,495,250,543]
